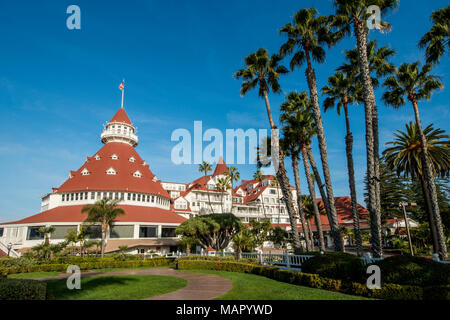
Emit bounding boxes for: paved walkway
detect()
[33,268,232,300]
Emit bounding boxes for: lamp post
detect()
[399,202,416,256]
[7,242,12,257]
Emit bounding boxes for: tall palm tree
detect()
[281,129,312,251]
[38,226,55,245]
[419,6,450,65]
[383,123,449,256]
[82,198,125,257]
[234,48,303,254]
[322,71,363,255]
[199,161,214,213]
[256,138,304,253]
[382,62,447,259]
[337,40,396,227]
[331,0,399,257]
[227,166,240,214]
[217,176,231,213]
[280,91,326,251]
[279,8,343,251]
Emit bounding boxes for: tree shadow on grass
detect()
[47,276,140,300]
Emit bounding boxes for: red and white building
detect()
[0,105,371,255]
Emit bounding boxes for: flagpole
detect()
[121,79,125,108]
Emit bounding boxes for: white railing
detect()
[0,240,21,258]
[164,250,450,267]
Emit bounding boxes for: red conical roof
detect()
[57,142,169,197]
[109,108,132,125]
[213,156,228,175]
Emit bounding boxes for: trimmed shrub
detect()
[0,257,175,276]
[373,255,450,287]
[176,259,428,300]
[0,278,47,300]
[300,252,366,283]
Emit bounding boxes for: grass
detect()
[46,275,187,300]
[178,270,372,300]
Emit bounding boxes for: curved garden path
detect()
[34,268,232,300]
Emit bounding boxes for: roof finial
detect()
[119,79,125,108]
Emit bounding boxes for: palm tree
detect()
[227,166,240,214]
[279,8,343,252]
[82,198,125,257]
[255,139,304,253]
[337,40,396,227]
[383,122,448,261]
[281,130,312,251]
[322,71,363,255]
[38,226,55,245]
[199,161,214,213]
[216,176,231,213]
[77,224,92,257]
[331,0,399,258]
[233,228,256,260]
[419,6,450,65]
[179,236,198,255]
[280,91,326,252]
[383,62,446,259]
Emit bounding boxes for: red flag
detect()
[119,81,124,90]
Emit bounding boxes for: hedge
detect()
[0,279,48,300]
[177,255,257,264]
[0,257,175,277]
[176,259,447,300]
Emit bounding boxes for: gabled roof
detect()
[2,205,185,225]
[213,156,228,176]
[56,142,170,197]
[109,108,132,125]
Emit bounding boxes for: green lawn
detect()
[46,275,187,300]
[178,270,372,300]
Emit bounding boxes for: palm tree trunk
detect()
[304,48,343,252]
[277,151,303,254]
[411,99,447,259]
[372,103,382,235]
[418,174,439,254]
[301,147,325,252]
[101,224,106,258]
[292,155,312,251]
[343,103,363,256]
[306,146,333,249]
[263,90,276,129]
[306,219,314,248]
[354,18,383,258]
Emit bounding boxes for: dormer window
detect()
[111,154,119,160]
[81,168,90,176]
[95,155,101,160]
[152,176,158,182]
[133,170,142,178]
[129,157,135,163]
[106,167,117,175]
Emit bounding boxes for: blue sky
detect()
[0,0,448,222]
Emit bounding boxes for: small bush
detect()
[0,278,47,300]
[374,255,450,287]
[300,252,366,283]
[177,255,257,264]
